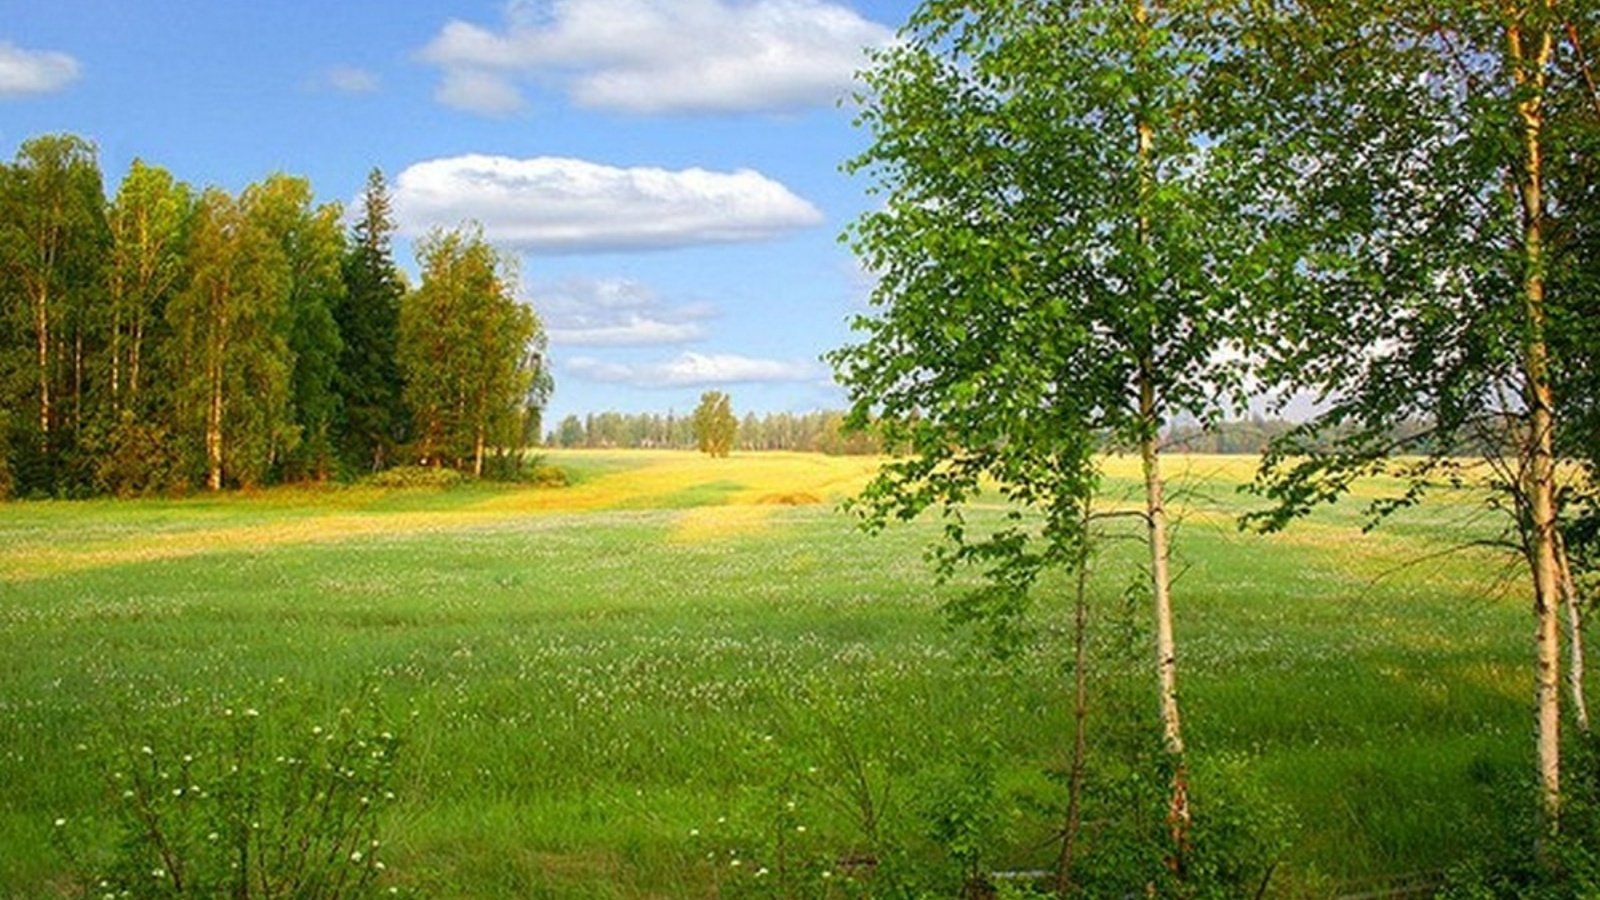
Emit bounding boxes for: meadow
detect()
[0,450,1539,897]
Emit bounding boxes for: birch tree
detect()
[0,135,110,486]
[830,0,1254,872]
[1234,0,1600,838]
[166,187,292,490]
[399,226,543,476]
[107,159,192,418]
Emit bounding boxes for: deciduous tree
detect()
[0,134,110,489]
[244,174,345,481]
[1234,0,1600,837]
[830,0,1254,873]
[399,226,545,476]
[692,390,736,458]
[165,187,293,490]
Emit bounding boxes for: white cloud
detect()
[321,65,381,94]
[567,351,819,387]
[536,276,713,346]
[419,0,892,116]
[392,154,823,253]
[0,41,80,97]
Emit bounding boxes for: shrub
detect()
[57,698,406,899]
[363,465,464,489]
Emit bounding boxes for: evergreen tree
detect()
[336,169,407,473]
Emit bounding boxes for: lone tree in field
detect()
[1234,0,1600,838]
[692,391,736,458]
[830,0,1255,876]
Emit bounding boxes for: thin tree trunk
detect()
[1132,0,1188,859]
[72,331,83,435]
[33,286,51,439]
[1557,530,1589,733]
[207,359,224,491]
[130,319,143,405]
[1141,375,1189,843]
[473,423,486,478]
[1509,7,1562,837]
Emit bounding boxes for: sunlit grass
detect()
[0,450,1547,897]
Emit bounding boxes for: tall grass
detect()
[0,451,1536,896]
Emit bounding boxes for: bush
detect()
[57,696,406,899]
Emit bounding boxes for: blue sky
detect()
[0,0,914,425]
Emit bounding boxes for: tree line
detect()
[547,407,884,455]
[0,135,550,498]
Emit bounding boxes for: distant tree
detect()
[336,169,408,473]
[244,174,345,481]
[738,411,762,450]
[692,391,736,458]
[554,414,585,448]
[398,225,545,476]
[165,187,293,490]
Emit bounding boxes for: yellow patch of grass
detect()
[0,451,884,581]
[668,505,777,544]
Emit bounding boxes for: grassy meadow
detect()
[0,450,1541,897]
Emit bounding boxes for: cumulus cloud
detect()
[392,154,823,253]
[0,41,80,97]
[566,351,819,387]
[536,277,713,347]
[419,0,892,116]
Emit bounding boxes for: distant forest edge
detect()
[0,134,550,500]
[546,409,1428,458]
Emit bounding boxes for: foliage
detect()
[398,225,545,476]
[245,174,346,483]
[1227,0,1598,836]
[56,696,403,899]
[335,169,408,475]
[692,391,737,458]
[165,187,294,490]
[0,134,111,495]
[106,159,192,427]
[361,464,466,489]
[0,138,550,498]
[84,411,181,498]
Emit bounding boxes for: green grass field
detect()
[0,451,1542,897]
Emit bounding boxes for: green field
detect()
[0,451,1538,897]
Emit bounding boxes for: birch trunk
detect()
[1132,0,1188,852]
[1509,6,1562,834]
[33,286,51,439]
[1557,531,1589,733]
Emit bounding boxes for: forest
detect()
[0,137,550,499]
